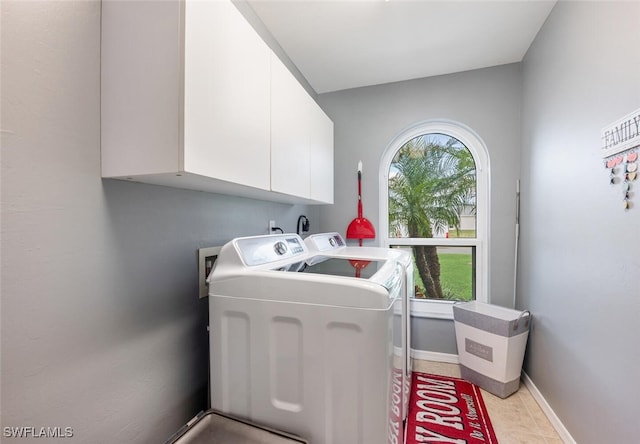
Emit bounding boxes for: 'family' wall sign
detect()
[601,108,640,158]
[602,107,639,210]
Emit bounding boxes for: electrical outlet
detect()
[269,220,276,233]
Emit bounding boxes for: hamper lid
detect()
[453,301,531,337]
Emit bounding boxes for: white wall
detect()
[318,64,522,352]
[519,2,640,442]
[0,1,316,442]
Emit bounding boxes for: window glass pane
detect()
[388,134,476,238]
[392,245,475,302]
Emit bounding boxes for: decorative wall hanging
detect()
[602,107,640,210]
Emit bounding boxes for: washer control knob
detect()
[329,237,336,247]
[274,241,288,256]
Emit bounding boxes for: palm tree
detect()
[389,135,476,299]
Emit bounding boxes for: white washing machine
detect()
[207,233,407,444]
[304,232,413,429]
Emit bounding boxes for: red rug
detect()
[405,372,498,444]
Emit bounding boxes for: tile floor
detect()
[412,360,564,444]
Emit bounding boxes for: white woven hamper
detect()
[453,301,531,398]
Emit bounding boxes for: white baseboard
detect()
[410,349,459,364]
[522,372,576,444]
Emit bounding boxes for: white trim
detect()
[411,349,460,364]
[389,238,480,247]
[410,298,455,319]
[522,372,576,444]
[379,119,491,315]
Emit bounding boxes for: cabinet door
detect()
[308,103,334,204]
[183,0,271,190]
[270,55,311,198]
[101,0,182,177]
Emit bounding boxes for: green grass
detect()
[413,252,473,301]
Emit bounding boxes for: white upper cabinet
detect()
[102,0,183,178]
[182,0,271,191]
[308,95,334,204]
[271,55,334,203]
[101,0,332,204]
[271,55,312,198]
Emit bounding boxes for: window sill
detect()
[409,299,456,320]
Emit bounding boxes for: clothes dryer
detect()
[304,232,413,428]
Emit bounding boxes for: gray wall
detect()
[5,1,637,443]
[519,2,640,443]
[1,1,317,442]
[317,64,522,353]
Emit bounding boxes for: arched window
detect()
[379,120,489,318]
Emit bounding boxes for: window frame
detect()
[379,120,490,319]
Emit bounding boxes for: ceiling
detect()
[247,0,557,94]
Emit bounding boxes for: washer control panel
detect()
[304,232,346,252]
[235,234,307,266]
